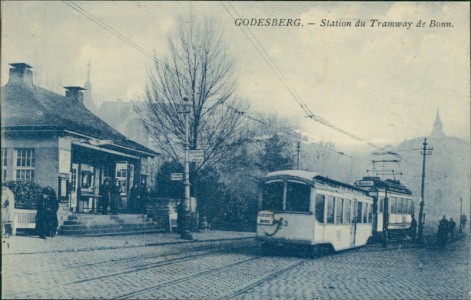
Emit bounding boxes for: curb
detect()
[2,236,255,256]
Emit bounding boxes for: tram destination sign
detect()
[355,180,374,187]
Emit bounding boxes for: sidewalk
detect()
[1,230,255,255]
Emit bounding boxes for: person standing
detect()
[111,179,121,215]
[128,183,140,214]
[99,178,112,215]
[409,215,417,242]
[42,186,59,237]
[448,218,456,241]
[460,214,467,231]
[36,189,49,239]
[2,185,15,238]
[437,215,449,246]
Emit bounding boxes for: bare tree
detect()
[139,16,248,172]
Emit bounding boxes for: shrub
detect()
[3,180,42,210]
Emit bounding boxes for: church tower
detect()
[83,61,98,113]
[431,110,446,138]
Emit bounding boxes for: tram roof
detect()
[265,170,367,194]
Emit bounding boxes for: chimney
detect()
[9,63,34,87]
[64,86,86,104]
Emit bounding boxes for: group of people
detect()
[436,215,468,246]
[2,185,59,239]
[99,179,146,215]
[99,178,121,215]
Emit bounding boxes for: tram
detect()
[355,176,414,241]
[256,170,373,256]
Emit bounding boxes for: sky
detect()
[1,1,469,150]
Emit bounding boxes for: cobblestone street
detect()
[2,232,469,299]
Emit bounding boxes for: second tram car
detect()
[355,176,414,241]
[256,170,374,255]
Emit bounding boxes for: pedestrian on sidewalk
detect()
[437,215,449,247]
[99,178,112,215]
[460,214,467,231]
[36,187,58,239]
[448,218,456,241]
[2,185,15,238]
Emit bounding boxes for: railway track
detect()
[3,239,254,281]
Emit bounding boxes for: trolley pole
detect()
[459,197,463,233]
[180,97,193,240]
[296,141,301,170]
[417,138,433,245]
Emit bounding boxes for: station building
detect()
[1,63,158,217]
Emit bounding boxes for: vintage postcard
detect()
[1,1,470,299]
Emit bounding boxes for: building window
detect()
[1,148,7,180]
[14,148,35,181]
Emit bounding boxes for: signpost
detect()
[189,150,204,163]
[171,173,183,181]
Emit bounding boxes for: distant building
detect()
[1,63,159,217]
[396,111,470,219]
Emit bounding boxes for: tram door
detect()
[350,199,358,247]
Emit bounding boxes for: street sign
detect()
[189,150,204,163]
[171,173,183,181]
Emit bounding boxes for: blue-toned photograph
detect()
[1,2,469,299]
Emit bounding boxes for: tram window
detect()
[357,202,363,223]
[378,197,383,213]
[262,181,283,211]
[401,199,406,214]
[362,203,368,223]
[315,194,325,223]
[285,181,310,212]
[390,197,397,214]
[326,196,335,224]
[411,200,415,215]
[344,199,352,223]
[335,198,344,224]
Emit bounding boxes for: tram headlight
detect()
[257,211,274,225]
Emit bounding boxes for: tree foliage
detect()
[256,133,295,173]
[138,16,248,172]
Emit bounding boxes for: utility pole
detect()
[296,141,301,170]
[180,97,193,240]
[417,138,433,245]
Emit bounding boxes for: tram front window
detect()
[285,181,310,212]
[262,181,283,211]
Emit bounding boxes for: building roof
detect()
[1,79,158,157]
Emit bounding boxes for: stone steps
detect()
[58,213,165,236]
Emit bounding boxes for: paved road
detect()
[2,234,469,299]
